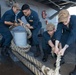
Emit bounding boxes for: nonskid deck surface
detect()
[27,44,75,75]
[0,54,32,75]
[0,46,75,75]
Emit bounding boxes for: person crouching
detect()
[42,23,56,62]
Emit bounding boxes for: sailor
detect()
[42,23,56,62]
[17,4,42,57]
[54,9,76,75]
[0,3,20,57]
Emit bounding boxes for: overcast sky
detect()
[67,6,76,15]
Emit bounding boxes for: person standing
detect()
[17,4,42,57]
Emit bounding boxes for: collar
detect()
[11,9,15,15]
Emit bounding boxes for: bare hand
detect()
[14,23,18,26]
[18,19,24,26]
[54,46,59,55]
[26,24,30,28]
[52,47,55,52]
[58,48,65,56]
[20,22,24,26]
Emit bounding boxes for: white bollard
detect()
[13,31,27,47]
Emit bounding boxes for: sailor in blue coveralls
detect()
[0,3,20,57]
[54,10,76,75]
[17,4,42,57]
[42,23,56,62]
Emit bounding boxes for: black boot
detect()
[34,45,41,57]
[69,65,76,75]
[1,46,10,57]
[42,54,48,62]
[42,49,48,62]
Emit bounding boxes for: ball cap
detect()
[12,3,20,10]
[46,23,55,31]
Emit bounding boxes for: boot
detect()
[69,65,76,75]
[42,49,48,62]
[1,46,10,57]
[34,45,41,57]
[42,54,48,62]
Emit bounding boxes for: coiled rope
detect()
[11,24,61,75]
[11,24,32,52]
[11,40,61,75]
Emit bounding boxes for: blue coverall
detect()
[17,9,42,46]
[42,31,55,54]
[55,15,76,64]
[0,9,15,47]
[56,15,76,47]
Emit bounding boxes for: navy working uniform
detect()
[55,15,76,64]
[0,9,15,47]
[17,8,42,57]
[42,31,55,62]
[42,31,55,54]
[17,9,42,46]
[0,9,16,57]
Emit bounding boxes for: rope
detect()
[54,44,62,75]
[11,40,31,52]
[54,54,61,75]
[12,50,44,75]
[41,65,55,75]
[11,42,44,75]
[41,54,61,75]
[10,24,32,39]
[11,40,43,68]
[11,41,61,75]
[10,24,61,75]
[22,24,32,39]
[10,24,32,52]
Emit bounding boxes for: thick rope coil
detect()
[11,40,43,68]
[41,65,55,75]
[22,24,32,39]
[10,24,32,39]
[10,24,32,52]
[11,24,61,75]
[41,54,61,75]
[11,41,61,75]
[11,40,31,52]
[54,54,61,75]
[12,51,44,75]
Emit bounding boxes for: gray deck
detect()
[28,49,75,75]
[0,0,76,75]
